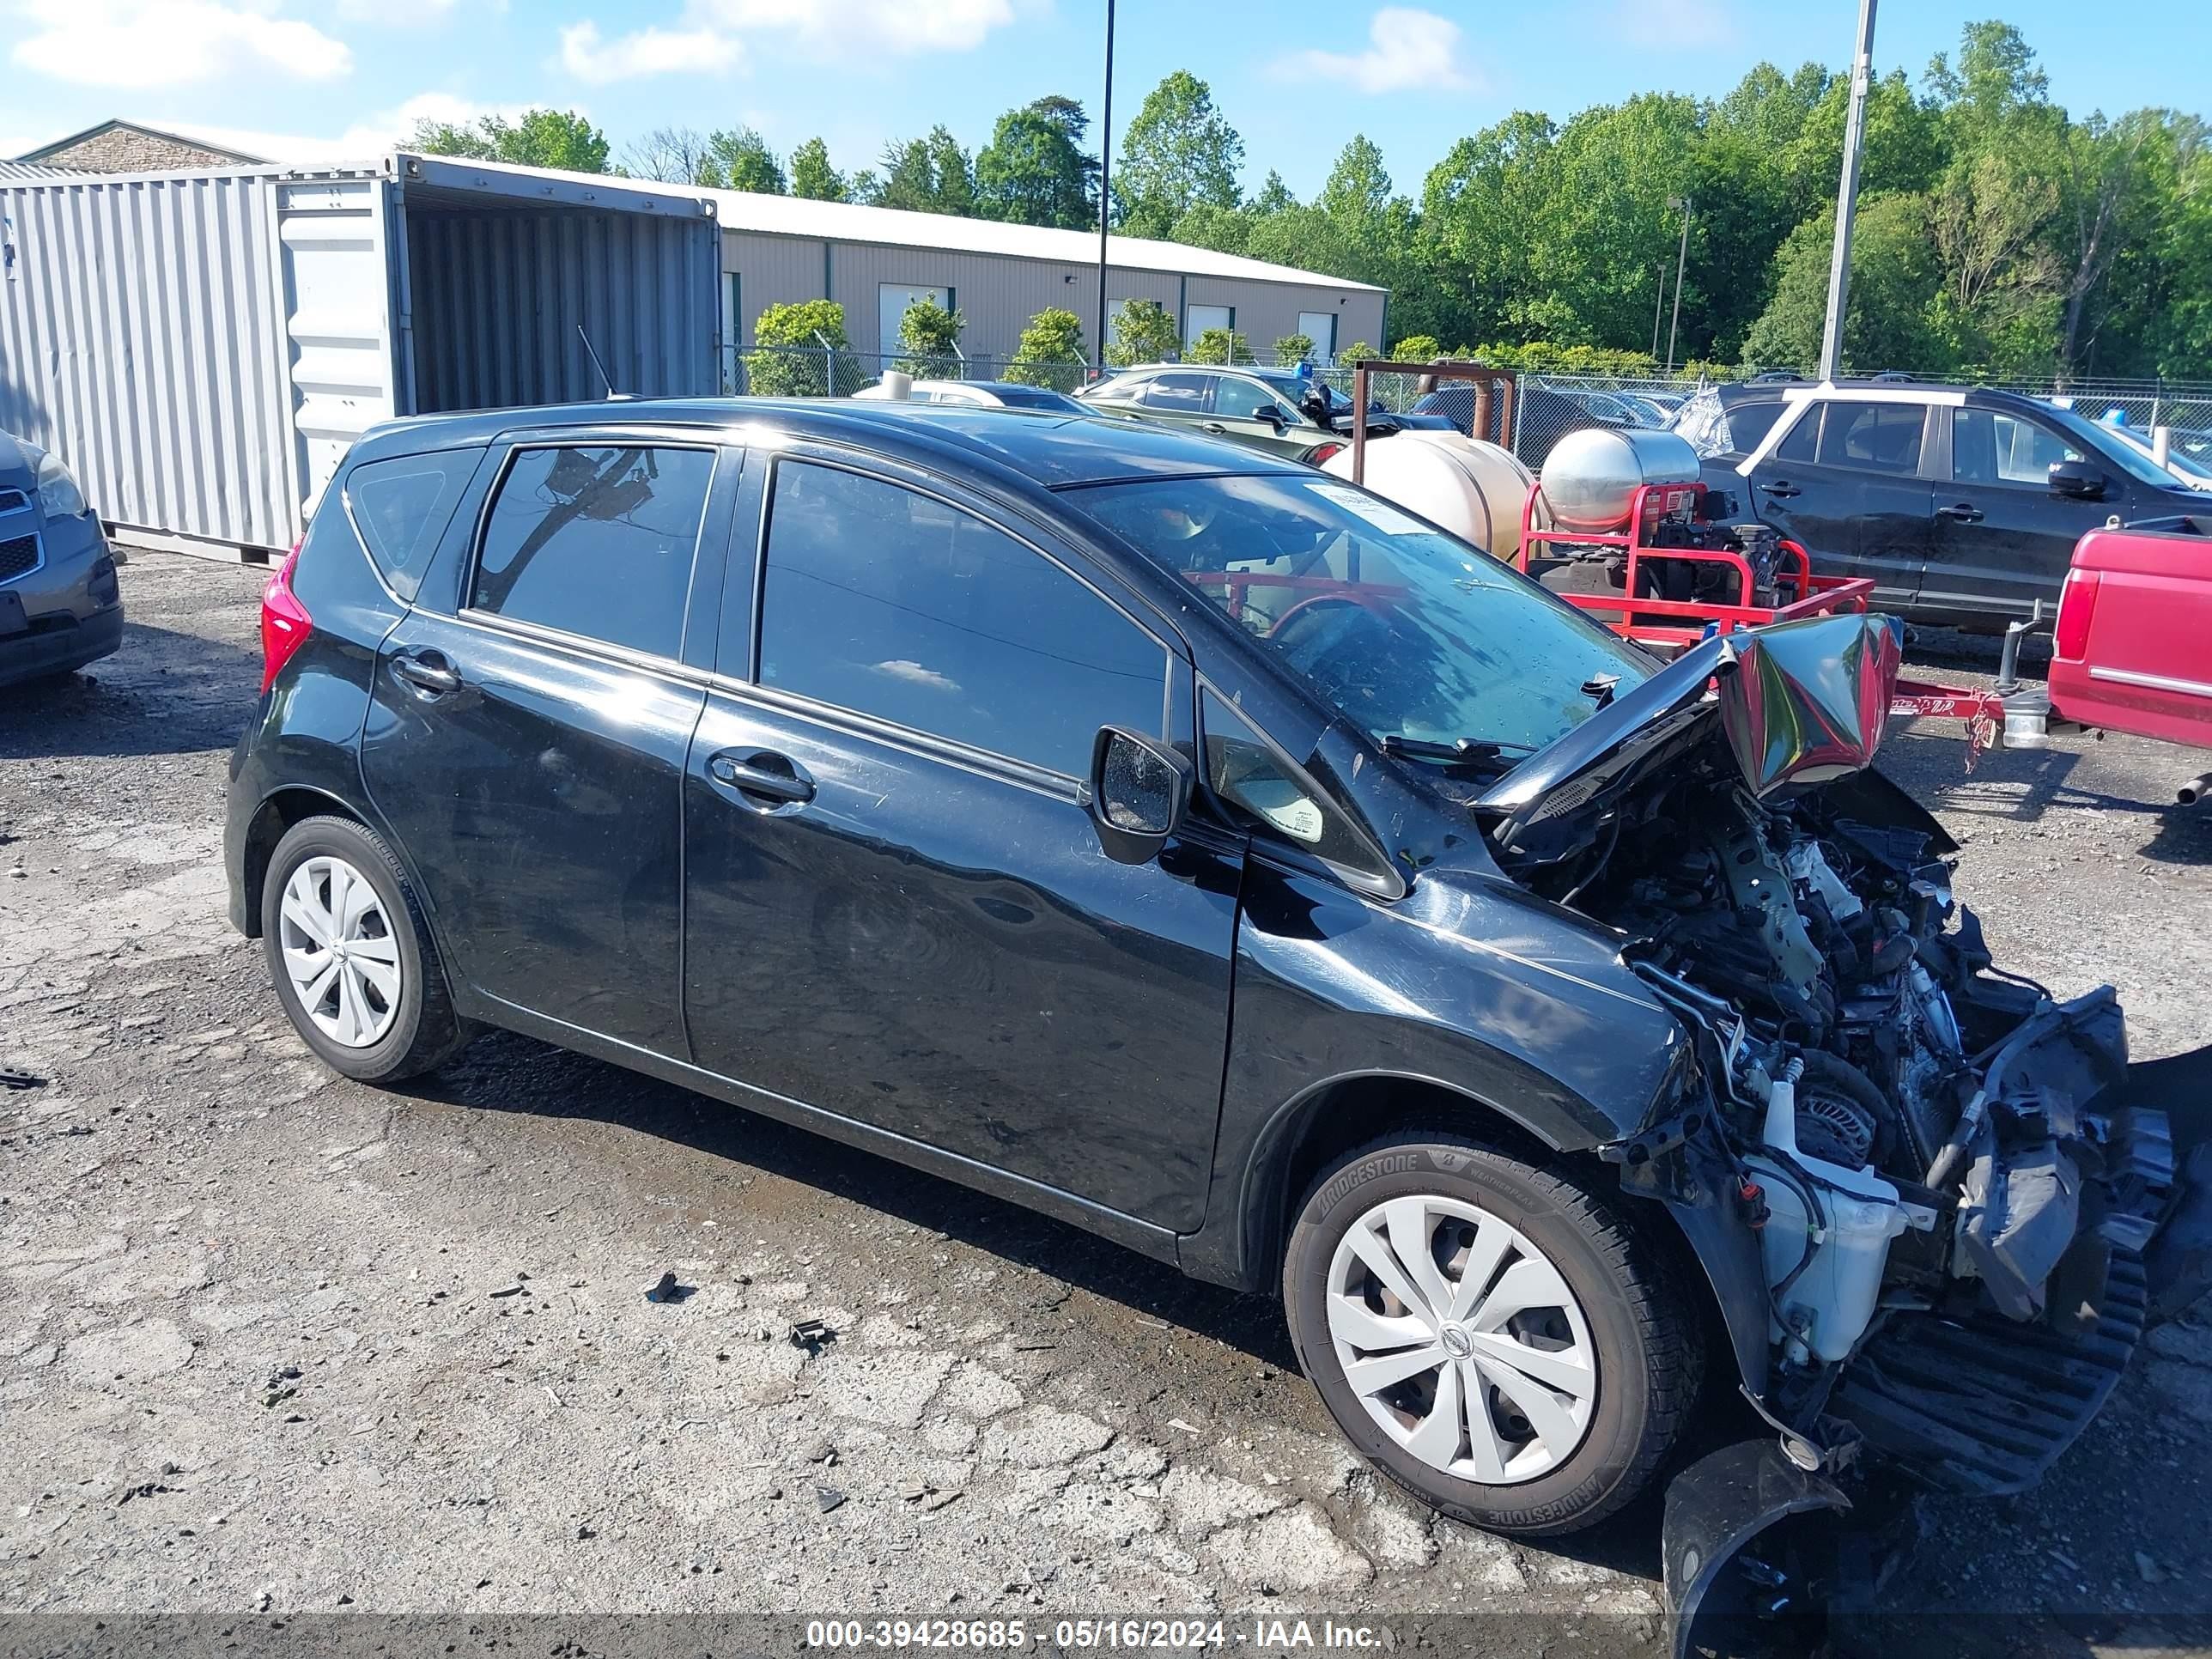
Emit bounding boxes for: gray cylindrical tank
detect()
[1540,428,1703,531]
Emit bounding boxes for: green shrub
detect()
[893,297,965,380]
[1008,308,1090,390]
[1188,327,1255,366]
[744,300,851,397]
[1389,334,1443,363]
[1106,300,1180,368]
[1273,332,1316,365]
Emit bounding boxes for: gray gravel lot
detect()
[2,554,2209,1653]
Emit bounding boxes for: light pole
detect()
[1820,0,1879,381]
[1664,195,1692,374]
[1094,0,1115,377]
[1651,261,1666,361]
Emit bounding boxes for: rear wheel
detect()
[1284,1133,1701,1536]
[260,815,474,1082]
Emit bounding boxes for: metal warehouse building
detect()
[0,151,1383,562]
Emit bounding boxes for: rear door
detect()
[361,435,738,1054]
[1928,405,2106,621]
[1138,370,1215,437]
[1742,398,1931,608]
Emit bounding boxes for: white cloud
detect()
[161,93,538,167]
[334,0,456,20]
[550,0,1020,83]
[1272,8,1475,95]
[1614,0,1735,48]
[559,19,743,84]
[10,0,352,88]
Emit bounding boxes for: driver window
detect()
[1201,688,1380,873]
[1956,409,2085,485]
[1215,378,1283,422]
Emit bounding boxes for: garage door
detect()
[880,283,951,356]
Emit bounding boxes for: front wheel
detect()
[1284,1134,1702,1536]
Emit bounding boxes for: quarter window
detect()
[346,449,480,601]
[1721,399,1785,457]
[1815,403,1925,474]
[471,446,715,659]
[1774,404,1820,463]
[1201,690,1380,874]
[757,462,1168,777]
[1143,373,1211,414]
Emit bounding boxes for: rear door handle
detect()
[1759,480,1802,499]
[391,649,461,696]
[708,749,815,806]
[1936,502,1985,523]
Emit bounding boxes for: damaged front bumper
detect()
[1655,1042,2212,1658]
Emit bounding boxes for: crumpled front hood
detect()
[1477,611,1905,859]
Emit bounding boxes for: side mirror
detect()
[1257,404,1287,428]
[2050,459,2107,501]
[1085,726,1194,865]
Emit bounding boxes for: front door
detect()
[1927,405,2101,620]
[361,439,734,1054]
[681,453,1242,1230]
[1209,374,1314,460]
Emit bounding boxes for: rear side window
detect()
[1774,404,1821,463]
[1144,374,1210,413]
[1723,399,1786,456]
[1816,403,1925,474]
[471,445,715,660]
[757,461,1168,777]
[345,450,478,601]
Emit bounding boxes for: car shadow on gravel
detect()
[0,623,260,759]
[393,1025,1724,1585]
[1893,740,2212,863]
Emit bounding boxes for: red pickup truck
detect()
[2047,515,2212,766]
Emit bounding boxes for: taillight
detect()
[259,540,313,693]
[2053,567,2100,660]
[1309,441,1346,466]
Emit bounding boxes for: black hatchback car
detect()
[227,400,2206,1620]
[1675,380,2208,621]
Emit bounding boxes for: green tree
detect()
[1167,202,1254,255]
[1115,71,1244,238]
[410,109,611,173]
[1009,307,1090,389]
[1334,340,1376,368]
[745,299,850,397]
[975,96,1098,228]
[1251,171,1297,215]
[892,297,964,379]
[1188,327,1254,366]
[876,126,975,216]
[1273,332,1316,365]
[1106,299,1180,367]
[1741,194,1948,374]
[710,127,786,195]
[1389,335,1443,362]
[789,137,848,202]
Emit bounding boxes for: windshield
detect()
[2113,425,2212,485]
[1064,473,1655,755]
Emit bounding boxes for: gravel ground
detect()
[2,554,2209,1654]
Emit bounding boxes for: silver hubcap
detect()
[278,855,402,1048]
[1325,1194,1597,1485]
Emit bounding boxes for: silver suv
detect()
[0,429,121,688]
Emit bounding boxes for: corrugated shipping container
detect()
[0,154,720,559]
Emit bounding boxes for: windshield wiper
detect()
[1380,734,1538,768]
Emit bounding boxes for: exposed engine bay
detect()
[1471,613,2201,1500]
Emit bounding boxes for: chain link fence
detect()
[720,342,2212,472]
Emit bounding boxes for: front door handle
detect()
[1760,480,1802,499]
[1936,501,1986,523]
[391,649,461,696]
[708,749,815,806]
[1200,422,1229,434]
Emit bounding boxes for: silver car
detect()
[0,430,121,689]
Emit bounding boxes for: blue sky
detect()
[8,1,2209,198]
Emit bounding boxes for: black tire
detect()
[1283,1132,1702,1537]
[259,814,475,1083]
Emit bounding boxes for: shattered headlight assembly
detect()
[32,447,88,521]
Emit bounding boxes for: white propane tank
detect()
[1320,432,1536,561]
[1745,1063,1910,1365]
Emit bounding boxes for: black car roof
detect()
[345,398,1304,489]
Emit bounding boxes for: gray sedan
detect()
[0,429,121,689]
